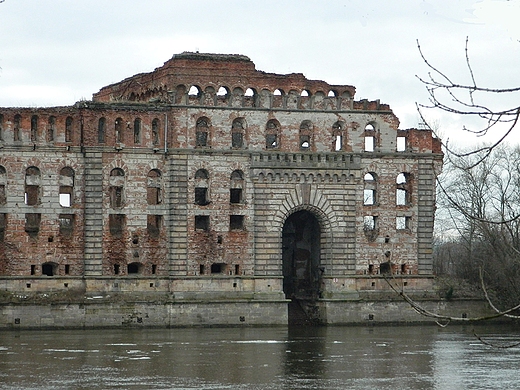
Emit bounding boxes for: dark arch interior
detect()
[282,210,322,325]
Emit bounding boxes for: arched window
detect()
[363,172,377,206]
[396,173,412,206]
[13,114,21,142]
[25,166,41,206]
[152,118,160,145]
[47,116,56,142]
[109,168,125,208]
[266,119,280,149]
[65,116,73,143]
[115,117,123,143]
[59,167,75,207]
[147,169,162,205]
[230,170,244,204]
[332,121,345,151]
[0,165,6,205]
[133,118,141,144]
[194,169,210,206]
[30,115,38,142]
[98,117,106,143]
[299,120,313,150]
[231,118,245,149]
[196,117,210,147]
[364,123,377,152]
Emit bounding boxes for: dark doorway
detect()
[42,263,55,276]
[282,210,322,325]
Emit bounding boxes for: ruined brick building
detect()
[0,53,443,326]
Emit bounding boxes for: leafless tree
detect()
[416,38,520,168]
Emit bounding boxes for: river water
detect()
[0,324,519,389]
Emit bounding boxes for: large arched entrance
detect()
[282,210,322,325]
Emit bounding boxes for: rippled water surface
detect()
[1,325,519,389]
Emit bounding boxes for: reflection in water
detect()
[0,325,519,389]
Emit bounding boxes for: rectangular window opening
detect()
[65,264,70,275]
[25,185,39,206]
[397,136,407,152]
[25,213,41,236]
[363,189,375,205]
[335,135,342,151]
[396,216,411,230]
[109,214,125,237]
[230,215,245,230]
[364,136,374,152]
[59,214,74,236]
[230,188,242,204]
[147,214,162,238]
[195,187,209,206]
[232,132,243,148]
[195,215,210,231]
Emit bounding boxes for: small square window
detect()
[195,215,210,231]
[230,215,244,230]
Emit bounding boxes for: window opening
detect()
[25,167,41,206]
[364,123,376,152]
[98,117,106,143]
[30,115,38,142]
[230,170,244,204]
[65,264,70,275]
[14,114,21,142]
[211,263,225,274]
[396,216,410,230]
[109,168,125,208]
[127,262,141,274]
[115,117,123,143]
[59,214,74,236]
[266,119,280,149]
[397,136,407,152]
[396,173,411,206]
[114,264,120,275]
[363,172,376,206]
[200,264,205,275]
[195,215,209,231]
[133,118,141,144]
[231,118,245,149]
[235,264,240,275]
[109,214,125,237]
[147,214,162,238]
[47,116,56,142]
[152,118,160,145]
[25,213,41,236]
[65,117,73,142]
[42,263,55,276]
[230,215,245,230]
[196,117,209,147]
[147,169,162,205]
[151,264,157,274]
[194,169,209,206]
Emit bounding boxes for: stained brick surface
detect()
[0,52,442,298]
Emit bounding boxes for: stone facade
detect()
[0,52,443,326]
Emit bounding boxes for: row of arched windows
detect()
[1,113,409,152]
[0,114,74,143]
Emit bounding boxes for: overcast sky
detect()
[1,0,519,146]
